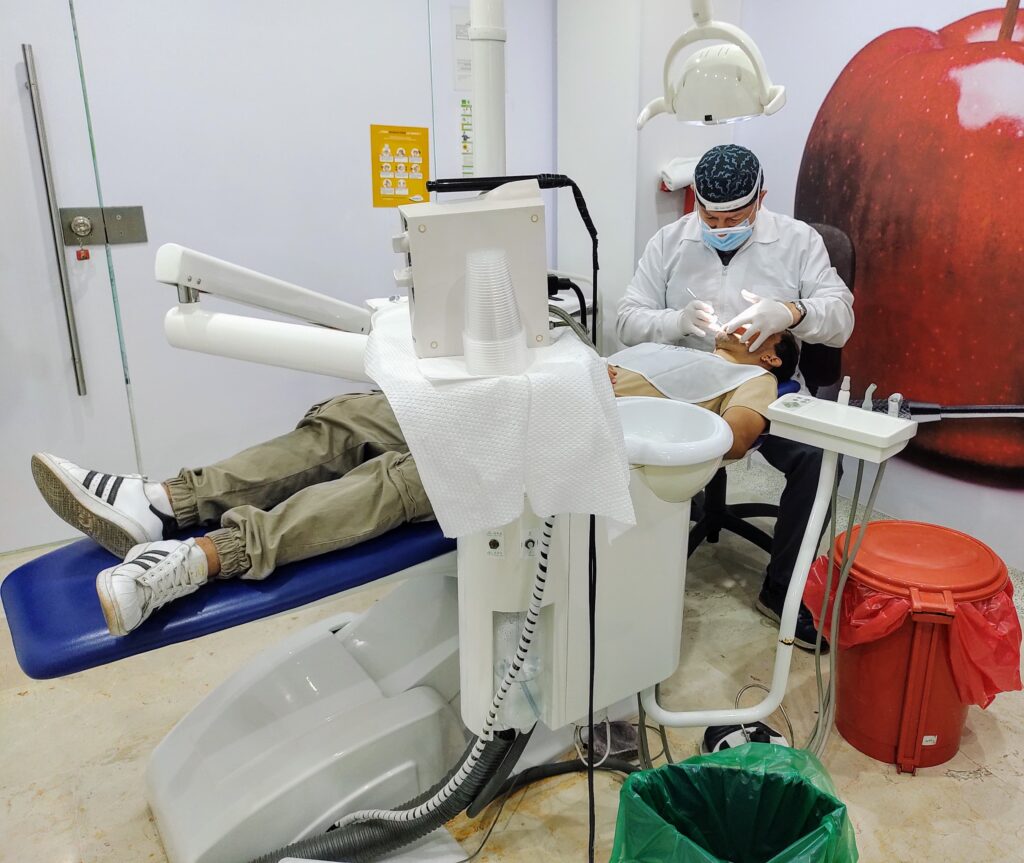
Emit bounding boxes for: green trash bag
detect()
[610,743,857,863]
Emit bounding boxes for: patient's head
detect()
[715,329,799,382]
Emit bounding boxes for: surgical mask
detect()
[701,218,753,252]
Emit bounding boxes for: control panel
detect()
[766,393,917,463]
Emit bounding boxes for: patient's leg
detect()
[207,450,432,579]
[165,392,408,528]
[31,393,407,558]
[94,451,432,634]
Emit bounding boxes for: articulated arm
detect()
[155,243,372,383]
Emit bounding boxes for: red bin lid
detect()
[834,521,1007,606]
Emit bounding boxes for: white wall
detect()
[556,0,641,352]
[68,0,556,487]
[735,1,1024,568]
[73,0,437,483]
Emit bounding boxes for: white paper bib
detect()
[608,343,768,403]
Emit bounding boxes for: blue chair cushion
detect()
[777,379,801,396]
[1,522,455,679]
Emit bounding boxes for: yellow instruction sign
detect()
[370,125,430,208]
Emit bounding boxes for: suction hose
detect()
[245,732,516,863]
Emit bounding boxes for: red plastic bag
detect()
[949,586,1023,708]
[804,555,1022,708]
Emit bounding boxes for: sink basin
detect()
[616,397,733,502]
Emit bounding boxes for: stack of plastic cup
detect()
[463,248,529,376]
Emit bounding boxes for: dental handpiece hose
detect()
[805,458,886,757]
[851,398,1024,421]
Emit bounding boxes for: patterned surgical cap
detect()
[693,145,763,211]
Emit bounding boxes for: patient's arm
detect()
[721,406,768,459]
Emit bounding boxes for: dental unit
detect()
[144,122,917,863]
[145,199,917,863]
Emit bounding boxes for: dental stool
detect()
[687,381,800,556]
[687,222,855,559]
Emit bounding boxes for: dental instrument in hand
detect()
[685,287,724,333]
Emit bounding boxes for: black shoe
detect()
[756,582,829,653]
[701,721,789,754]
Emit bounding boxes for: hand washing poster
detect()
[794,5,1024,486]
[371,125,430,208]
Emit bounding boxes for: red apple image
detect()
[795,5,1024,480]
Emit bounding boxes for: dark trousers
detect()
[756,436,836,596]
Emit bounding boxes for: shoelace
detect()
[136,546,203,610]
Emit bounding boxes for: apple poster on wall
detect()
[794,5,1023,485]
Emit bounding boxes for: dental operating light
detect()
[637,0,786,128]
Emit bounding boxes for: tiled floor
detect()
[2,463,1022,862]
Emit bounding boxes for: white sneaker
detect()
[31,452,176,557]
[96,540,209,636]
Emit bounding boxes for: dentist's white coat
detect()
[617,208,854,351]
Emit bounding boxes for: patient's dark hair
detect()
[770,330,800,382]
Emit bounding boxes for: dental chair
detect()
[1,222,912,863]
[2,522,455,679]
[688,223,855,558]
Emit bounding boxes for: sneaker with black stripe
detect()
[31,453,176,557]
[701,721,789,754]
[96,540,209,635]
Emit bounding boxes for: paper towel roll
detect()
[660,156,699,192]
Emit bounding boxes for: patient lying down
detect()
[608,328,799,460]
[31,328,796,637]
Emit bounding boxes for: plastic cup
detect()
[463,249,529,375]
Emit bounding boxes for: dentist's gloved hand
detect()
[723,290,796,351]
[669,299,716,339]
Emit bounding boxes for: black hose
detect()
[547,274,588,333]
[245,733,516,863]
[565,282,589,332]
[587,514,598,863]
[850,398,1024,421]
[488,757,639,804]
[636,694,654,769]
[465,725,535,818]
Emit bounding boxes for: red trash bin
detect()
[817,521,1015,774]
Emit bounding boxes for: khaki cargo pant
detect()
[163,393,434,579]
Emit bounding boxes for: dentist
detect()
[617,144,854,649]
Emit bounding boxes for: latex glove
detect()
[723,289,795,352]
[669,299,716,339]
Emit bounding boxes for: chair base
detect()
[688,467,776,558]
